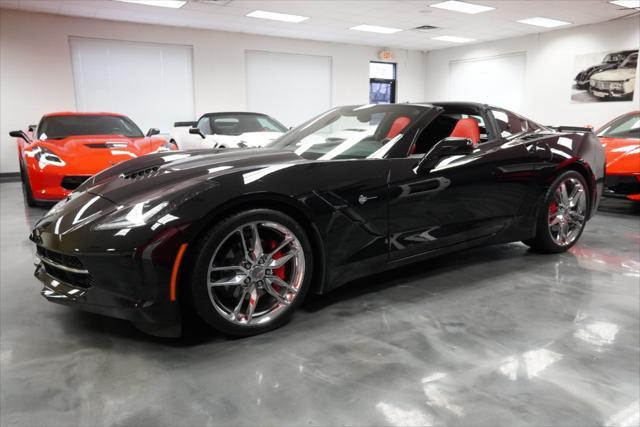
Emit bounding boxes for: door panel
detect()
[388,139,544,259]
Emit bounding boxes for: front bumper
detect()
[33,244,182,337]
[604,174,640,201]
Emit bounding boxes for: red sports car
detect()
[10,112,177,206]
[597,111,640,201]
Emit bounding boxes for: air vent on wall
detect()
[413,25,440,31]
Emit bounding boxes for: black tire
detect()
[188,208,314,337]
[524,170,589,253]
[19,162,37,207]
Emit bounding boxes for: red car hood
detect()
[33,135,166,174]
[600,136,640,175]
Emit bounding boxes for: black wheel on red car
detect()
[19,161,37,207]
[189,209,313,336]
[524,170,589,253]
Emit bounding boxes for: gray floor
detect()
[1,180,639,427]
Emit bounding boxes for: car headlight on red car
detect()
[27,146,66,169]
[155,141,178,153]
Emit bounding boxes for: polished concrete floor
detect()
[1,180,639,427]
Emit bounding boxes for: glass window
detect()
[597,113,640,139]
[207,114,287,135]
[370,62,396,79]
[197,116,211,135]
[267,105,424,160]
[620,53,637,69]
[37,115,144,140]
[491,109,528,138]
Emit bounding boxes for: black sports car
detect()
[30,103,605,337]
[574,49,637,89]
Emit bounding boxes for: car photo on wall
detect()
[571,49,638,103]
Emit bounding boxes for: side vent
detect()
[121,166,160,181]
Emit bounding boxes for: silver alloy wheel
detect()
[207,221,305,326]
[547,177,587,246]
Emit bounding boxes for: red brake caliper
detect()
[549,201,558,216]
[269,240,287,292]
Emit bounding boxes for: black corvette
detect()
[30,103,605,337]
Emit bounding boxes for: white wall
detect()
[0,9,427,173]
[424,16,640,128]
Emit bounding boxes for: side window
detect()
[257,117,281,132]
[491,109,527,138]
[197,116,211,135]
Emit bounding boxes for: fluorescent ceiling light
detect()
[609,0,640,8]
[349,25,402,34]
[246,10,309,23]
[115,0,186,8]
[431,35,476,43]
[517,17,572,28]
[429,0,495,14]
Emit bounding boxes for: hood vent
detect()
[85,142,130,149]
[121,166,160,181]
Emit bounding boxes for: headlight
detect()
[92,200,169,231]
[26,146,66,168]
[155,141,178,153]
[610,82,623,90]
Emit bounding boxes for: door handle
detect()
[358,194,378,205]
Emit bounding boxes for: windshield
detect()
[620,54,637,69]
[205,114,287,136]
[37,115,144,140]
[597,113,640,139]
[267,105,425,160]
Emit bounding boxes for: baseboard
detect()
[0,172,20,183]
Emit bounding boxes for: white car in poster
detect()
[589,52,637,100]
[170,112,288,150]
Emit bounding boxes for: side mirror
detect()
[146,128,160,137]
[189,127,205,139]
[416,137,474,174]
[9,130,31,143]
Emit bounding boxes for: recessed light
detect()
[517,17,572,28]
[431,35,476,43]
[349,25,403,34]
[609,0,640,8]
[429,0,494,14]
[246,10,309,23]
[115,0,186,8]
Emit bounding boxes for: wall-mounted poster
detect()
[571,49,638,103]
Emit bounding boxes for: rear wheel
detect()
[189,209,313,336]
[524,171,589,253]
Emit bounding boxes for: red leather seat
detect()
[450,117,480,144]
[386,116,412,140]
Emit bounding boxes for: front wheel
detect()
[19,162,37,207]
[189,209,313,336]
[524,171,589,253]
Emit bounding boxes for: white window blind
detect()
[69,37,194,133]
[449,52,527,112]
[246,50,331,128]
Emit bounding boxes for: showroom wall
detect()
[424,16,640,128]
[0,9,427,174]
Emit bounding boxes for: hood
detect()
[213,132,284,147]
[600,137,640,174]
[31,135,167,174]
[80,148,304,205]
[591,68,636,82]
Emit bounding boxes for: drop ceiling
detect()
[0,0,636,51]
